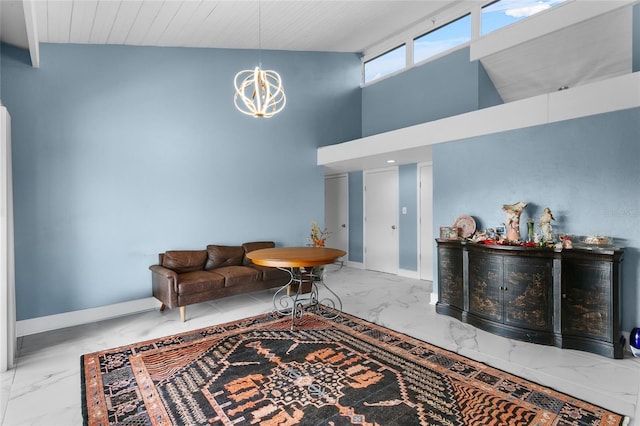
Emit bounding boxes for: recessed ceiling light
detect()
[386,159,396,163]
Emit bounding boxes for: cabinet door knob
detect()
[562,294,566,299]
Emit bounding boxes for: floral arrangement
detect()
[309,220,329,247]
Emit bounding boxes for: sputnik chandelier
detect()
[233,1,286,118]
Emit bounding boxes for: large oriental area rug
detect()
[81,311,626,426]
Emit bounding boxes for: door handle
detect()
[341,224,346,228]
[391,225,397,230]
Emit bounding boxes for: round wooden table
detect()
[247,247,346,268]
[247,247,346,329]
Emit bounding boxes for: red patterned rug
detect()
[81,311,626,425]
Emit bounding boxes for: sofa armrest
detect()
[150,264,177,280]
[150,265,179,308]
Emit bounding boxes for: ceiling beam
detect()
[22,0,39,68]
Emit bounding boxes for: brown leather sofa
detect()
[150,241,290,321]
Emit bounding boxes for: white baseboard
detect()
[398,269,419,279]
[16,297,162,337]
[344,262,419,278]
[430,292,438,305]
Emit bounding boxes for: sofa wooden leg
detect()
[180,306,186,322]
[160,303,166,312]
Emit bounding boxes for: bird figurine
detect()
[502,201,527,213]
[502,201,527,242]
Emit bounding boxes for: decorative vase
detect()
[527,220,534,242]
[630,327,640,357]
[503,201,527,242]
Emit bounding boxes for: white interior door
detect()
[419,163,434,281]
[324,175,348,256]
[365,168,398,274]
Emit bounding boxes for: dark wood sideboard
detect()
[436,239,625,358]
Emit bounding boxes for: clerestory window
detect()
[363,0,569,85]
[363,45,407,84]
[413,14,471,65]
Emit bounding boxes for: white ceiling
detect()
[1,0,470,53]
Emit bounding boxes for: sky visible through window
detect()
[414,14,471,64]
[364,45,406,84]
[482,0,567,35]
[364,0,567,84]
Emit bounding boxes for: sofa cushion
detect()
[242,241,275,265]
[205,245,244,270]
[162,250,208,274]
[213,266,262,287]
[176,271,225,295]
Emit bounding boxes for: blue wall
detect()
[361,47,503,137]
[399,164,418,271]
[432,108,640,331]
[1,43,362,320]
[348,171,364,263]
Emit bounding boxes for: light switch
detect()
[402,207,407,214]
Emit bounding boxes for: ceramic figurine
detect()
[563,237,573,249]
[502,201,527,242]
[538,207,555,242]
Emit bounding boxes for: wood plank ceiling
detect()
[5,0,461,53]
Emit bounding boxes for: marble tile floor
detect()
[1,266,638,425]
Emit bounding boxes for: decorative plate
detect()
[453,215,476,238]
[582,235,612,246]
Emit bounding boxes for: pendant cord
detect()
[258,0,262,67]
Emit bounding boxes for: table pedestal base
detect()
[273,267,342,330]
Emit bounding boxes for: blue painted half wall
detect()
[1,43,361,320]
[361,47,502,137]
